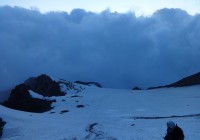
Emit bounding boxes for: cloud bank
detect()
[1,6,200,90]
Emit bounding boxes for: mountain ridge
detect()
[148,72,200,89]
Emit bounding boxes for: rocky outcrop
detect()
[166,72,200,87]
[0,117,6,137]
[132,87,141,90]
[148,72,200,89]
[3,84,55,113]
[24,74,65,96]
[75,81,102,88]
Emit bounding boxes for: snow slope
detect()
[0,84,200,140]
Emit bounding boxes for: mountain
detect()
[167,72,200,87]
[2,72,200,113]
[0,83,200,139]
[148,72,200,89]
[0,73,200,139]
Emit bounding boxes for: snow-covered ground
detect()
[0,84,200,140]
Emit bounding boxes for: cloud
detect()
[0,6,200,90]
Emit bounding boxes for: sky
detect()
[0,0,200,16]
[0,1,200,90]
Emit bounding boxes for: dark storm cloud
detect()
[0,6,200,90]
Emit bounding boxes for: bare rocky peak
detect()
[24,74,65,97]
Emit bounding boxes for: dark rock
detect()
[0,117,6,137]
[87,123,98,132]
[60,110,69,114]
[50,112,55,114]
[76,105,85,108]
[75,81,102,88]
[132,87,141,90]
[24,74,65,97]
[166,72,200,87]
[148,86,165,90]
[71,95,83,98]
[3,84,54,113]
[59,81,75,89]
[148,72,200,89]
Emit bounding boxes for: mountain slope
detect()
[0,84,200,139]
[148,72,200,89]
[167,72,200,87]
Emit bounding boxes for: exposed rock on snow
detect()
[85,123,117,140]
[3,84,55,113]
[148,71,200,89]
[60,110,69,114]
[24,74,65,97]
[131,113,200,120]
[75,81,102,88]
[58,80,86,94]
[76,105,85,108]
[1,74,87,113]
[132,86,142,90]
[0,117,6,138]
[167,72,200,87]
[71,95,83,98]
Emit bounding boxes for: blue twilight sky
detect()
[0,0,200,16]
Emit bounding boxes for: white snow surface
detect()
[0,84,200,140]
